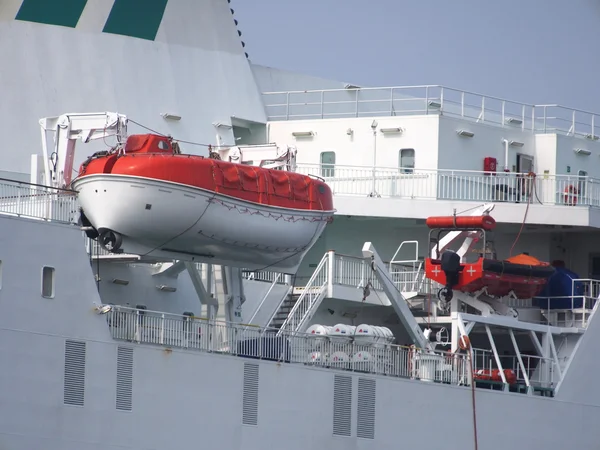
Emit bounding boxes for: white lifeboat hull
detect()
[73,175,334,272]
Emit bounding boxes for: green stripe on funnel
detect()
[16,0,88,28]
[103,0,168,41]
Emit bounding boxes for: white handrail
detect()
[277,253,329,334]
[246,273,285,326]
[262,85,599,138]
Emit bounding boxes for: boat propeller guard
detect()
[98,229,123,253]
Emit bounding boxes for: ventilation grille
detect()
[333,375,352,436]
[63,340,86,406]
[357,378,376,439]
[116,346,134,411]
[242,363,259,426]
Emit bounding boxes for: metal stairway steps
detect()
[270,294,300,329]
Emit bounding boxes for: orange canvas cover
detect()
[505,254,549,266]
[268,171,292,198]
[290,176,310,202]
[216,163,243,190]
[125,134,172,153]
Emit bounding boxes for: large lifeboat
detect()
[424,214,555,299]
[71,133,335,272]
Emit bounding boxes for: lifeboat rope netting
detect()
[208,162,331,221]
[207,198,332,223]
[137,200,330,273]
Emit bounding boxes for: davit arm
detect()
[430,203,496,261]
[38,112,128,189]
[362,242,433,351]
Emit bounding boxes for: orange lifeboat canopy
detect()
[425,215,496,231]
[124,134,174,154]
[505,253,550,267]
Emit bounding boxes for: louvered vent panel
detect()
[63,340,86,406]
[242,363,259,426]
[333,375,352,437]
[357,378,376,439]
[116,346,134,411]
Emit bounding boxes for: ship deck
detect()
[262,84,600,140]
[103,305,562,397]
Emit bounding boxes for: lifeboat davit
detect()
[424,213,554,299]
[71,134,335,272]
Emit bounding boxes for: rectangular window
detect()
[320,151,336,177]
[399,148,415,174]
[42,266,55,298]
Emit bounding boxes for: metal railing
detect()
[243,269,287,284]
[242,249,426,304]
[533,278,600,328]
[262,85,600,139]
[278,253,329,334]
[105,305,559,392]
[472,348,555,388]
[240,249,600,331]
[246,273,293,326]
[3,162,596,233]
[0,178,78,224]
[254,249,428,330]
[105,306,473,386]
[331,252,426,294]
[295,164,600,208]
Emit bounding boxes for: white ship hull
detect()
[73,175,333,272]
[1,207,599,449]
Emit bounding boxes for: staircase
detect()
[251,243,438,332]
[274,253,330,335]
[269,293,300,329]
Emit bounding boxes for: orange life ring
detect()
[564,185,578,206]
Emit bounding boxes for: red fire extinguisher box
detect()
[484,157,497,175]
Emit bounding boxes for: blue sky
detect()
[234,0,600,112]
